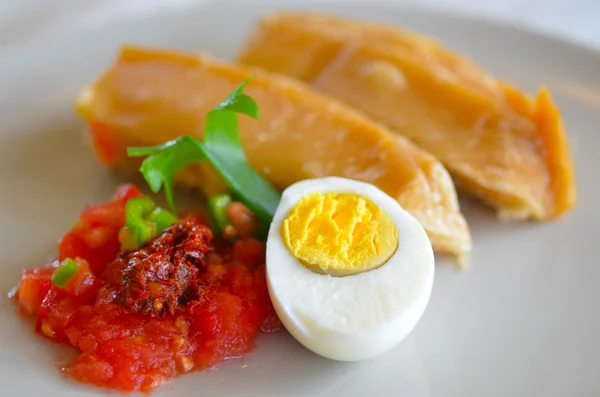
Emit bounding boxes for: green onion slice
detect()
[148,207,178,232]
[52,258,80,288]
[208,193,232,234]
[119,196,178,250]
[125,196,157,243]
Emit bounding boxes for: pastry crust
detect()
[76,46,471,262]
[238,12,577,220]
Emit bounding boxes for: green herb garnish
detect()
[208,193,233,235]
[127,77,281,227]
[148,207,178,232]
[119,196,177,250]
[52,258,80,288]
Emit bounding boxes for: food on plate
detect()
[11,184,279,392]
[11,79,436,392]
[266,177,434,361]
[75,45,471,262]
[9,83,287,392]
[129,82,434,362]
[238,11,577,220]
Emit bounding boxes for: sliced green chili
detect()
[52,258,80,288]
[118,228,140,251]
[148,207,178,232]
[208,193,232,234]
[125,196,157,243]
[119,196,177,250]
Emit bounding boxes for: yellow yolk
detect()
[281,192,398,277]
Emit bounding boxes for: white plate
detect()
[1,1,599,396]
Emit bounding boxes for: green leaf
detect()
[128,137,205,213]
[201,78,278,225]
[126,76,281,229]
[201,149,279,226]
[211,75,259,118]
[203,77,257,163]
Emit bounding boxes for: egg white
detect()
[266,177,435,362]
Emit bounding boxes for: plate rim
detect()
[1,0,600,63]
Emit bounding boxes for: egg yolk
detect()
[281,192,398,277]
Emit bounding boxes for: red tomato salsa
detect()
[11,185,280,392]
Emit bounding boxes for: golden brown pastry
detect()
[238,11,577,220]
[76,46,471,262]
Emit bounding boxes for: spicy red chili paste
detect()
[11,185,280,392]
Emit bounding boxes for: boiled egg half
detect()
[266,177,434,361]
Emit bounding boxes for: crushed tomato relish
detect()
[11,184,280,393]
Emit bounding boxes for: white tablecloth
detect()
[1,0,599,50]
